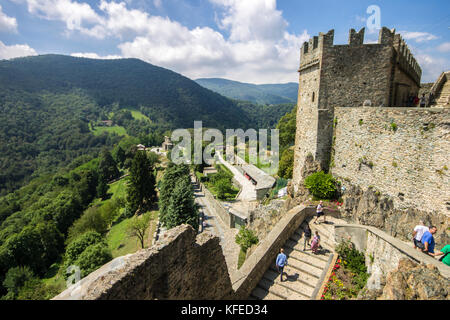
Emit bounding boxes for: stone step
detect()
[274,254,323,278]
[290,230,333,250]
[251,286,284,300]
[267,267,319,293]
[284,247,328,269]
[258,277,310,300]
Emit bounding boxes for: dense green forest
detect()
[0,55,294,195]
[0,54,299,299]
[195,78,298,105]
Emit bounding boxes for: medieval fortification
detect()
[55,27,450,300]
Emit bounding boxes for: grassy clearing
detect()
[107,210,159,258]
[91,125,128,136]
[237,249,246,269]
[129,109,151,122]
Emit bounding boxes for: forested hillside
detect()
[195,78,298,105]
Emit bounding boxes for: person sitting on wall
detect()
[433,245,450,266]
[412,220,429,250]
[421,226,438,257]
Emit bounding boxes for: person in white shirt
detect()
[412,220,429,250]
[314,201,325,224]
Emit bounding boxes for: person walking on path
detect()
[311,231,321,254]
[420,94,427,108]
[434,245,450,266]
[276,248,288,282]
[412,221,429,250]
[421,226,438,256]
[303,224,312,251]
[314,201,326,224]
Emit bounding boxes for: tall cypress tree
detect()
[164,176,198,230]
[158,163,190,223]
[97,148,120,199]
[126,151,157,215]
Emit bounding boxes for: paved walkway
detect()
[216,153,257,201]
[191,176,241,276]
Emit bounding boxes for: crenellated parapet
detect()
[393,34,422,85]
[299,29,334,71]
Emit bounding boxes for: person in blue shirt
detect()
[421,226,437,256]
[276,248,287,282]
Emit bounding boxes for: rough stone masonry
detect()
[290,26,449,246]
[53,225,234,300]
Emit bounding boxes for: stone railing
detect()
[201,181,232,228]
[53,225,234,300]
[231,205,315,299]
[334,224,450,282]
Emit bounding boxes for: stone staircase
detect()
[250,216,345,300]
[436,79,450,106]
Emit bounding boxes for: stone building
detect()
[291,27,449,247]
[293,27,422,184]
[162,136,174,151]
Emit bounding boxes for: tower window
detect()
[312,92,315,102]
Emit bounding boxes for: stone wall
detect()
[201,182,232,228]
[332,107,450,224]
[334,224,450,299]
[232,205,312,299]
[292,27,422,193]
[53,225,234,300]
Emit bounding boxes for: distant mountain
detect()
[0,55,253,130]
[195,78,298,105]
[0,55,260,194]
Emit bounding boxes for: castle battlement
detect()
[300,27,421,85]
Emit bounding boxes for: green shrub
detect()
[336,240,367,275]
[3,266,35,298]
[304,171,338,200]
[235,226,259,253]
[74,242,112,278]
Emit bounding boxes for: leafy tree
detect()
[67,207,108,242]
[64,231,104,265]
[126,151,157,215]
[3,266,35,299]
[304,171,338,200]
[17,278,62,300]
[127,213,152,249]
[163,177,198,230]
[278,148,294,179]
[74,242,112,278]
[276,106,297,154]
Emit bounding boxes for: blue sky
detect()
[0,0,449,83]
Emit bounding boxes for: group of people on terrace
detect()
[412,221,450,266]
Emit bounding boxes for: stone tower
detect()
[291,27,422,194]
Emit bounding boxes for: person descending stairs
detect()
[250,215,346,300]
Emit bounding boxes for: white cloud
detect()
[437,42,450,53]
[0,5,18,33]
[0,40,37,59]
[18,0,310,83]
[22,0,104,38]
[399,31,438,43]
[70,52,122,59]
[415,53,450,83]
